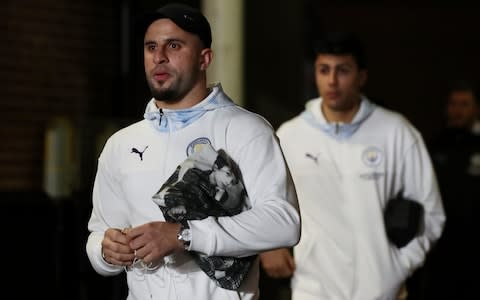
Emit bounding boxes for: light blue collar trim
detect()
[301,96,376,140]
[143,83,235,132]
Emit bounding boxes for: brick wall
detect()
[0,0,119,191]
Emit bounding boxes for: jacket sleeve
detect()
[189,117,301,257]
[397,131,446,275]
[85,142,130,276]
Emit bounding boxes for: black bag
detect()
[384,194,424,248]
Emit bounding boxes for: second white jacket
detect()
[277,97,445,300]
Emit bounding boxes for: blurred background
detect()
[0,0,477,299]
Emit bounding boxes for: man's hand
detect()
[260,248,295,278]
[101,228,135,266]
[126,221,183,266]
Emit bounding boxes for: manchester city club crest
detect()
[186,137,212,156]
[362,146,383,167]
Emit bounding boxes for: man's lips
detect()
[325,91,340,99]
[153,72,169,81]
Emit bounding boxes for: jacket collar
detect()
[301,95,376,140]
[143,82,235,132]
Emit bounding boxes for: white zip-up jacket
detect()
[86,83,301,300]
[277,97,445,300]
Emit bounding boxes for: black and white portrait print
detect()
[152,143,255,290]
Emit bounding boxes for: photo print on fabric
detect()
[152,143,255,290]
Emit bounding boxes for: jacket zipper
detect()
[158,108,164,126]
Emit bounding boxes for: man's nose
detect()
[153,47,168,64]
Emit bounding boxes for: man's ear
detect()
[200,48,213,71]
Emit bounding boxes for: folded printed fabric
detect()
[152,143,256,290]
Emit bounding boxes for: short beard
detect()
[151,88,180,104]
[147,78,187,104]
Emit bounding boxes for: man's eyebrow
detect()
[144,38,185,45]
[317,62,353,68]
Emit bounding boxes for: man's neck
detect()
[321,102,361,124]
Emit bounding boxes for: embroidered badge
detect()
[362,146,383,167]
[186,137,212,156]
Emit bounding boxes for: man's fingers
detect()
[105,228,132,243]
[104,254,134,266]
[102,227,135,266]
[102,246,135,265]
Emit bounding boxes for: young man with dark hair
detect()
[260,32,445,300]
